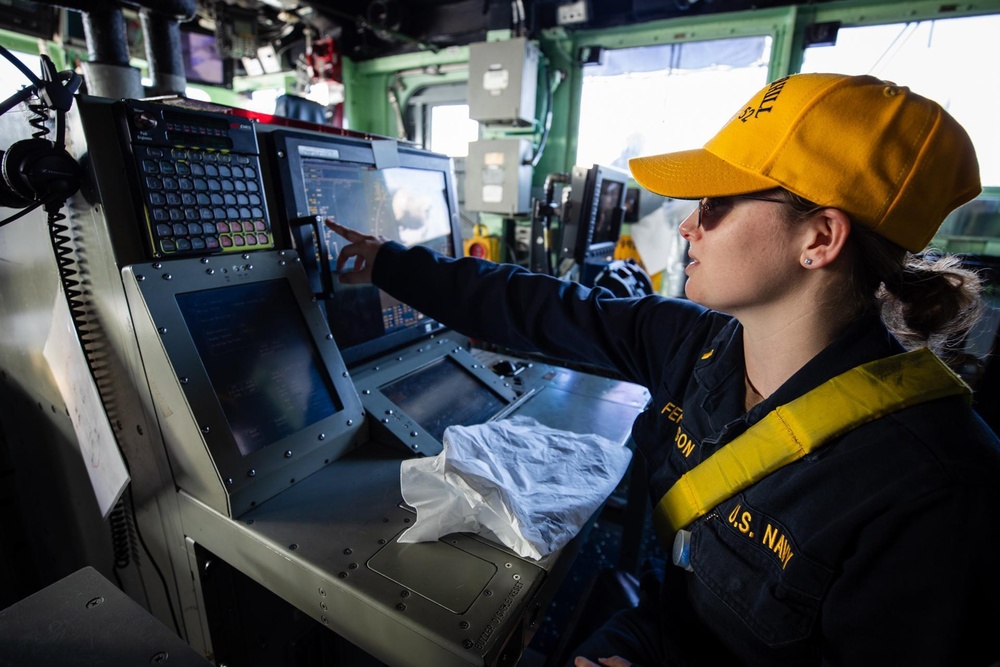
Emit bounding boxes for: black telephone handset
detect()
[117,99,275,259]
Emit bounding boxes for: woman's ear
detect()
[800,208,851,269]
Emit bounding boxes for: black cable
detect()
[125,481,182,635]
[0,198,46,228]
[0,42,182,638]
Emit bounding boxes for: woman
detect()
[329,73,1000,665]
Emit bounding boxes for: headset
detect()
[0,45,83,221]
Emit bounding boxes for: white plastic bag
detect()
[398,415,632,560]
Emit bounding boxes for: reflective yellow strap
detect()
[653,348,971,538]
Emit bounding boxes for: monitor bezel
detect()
[579,164,629,262]
[352,338,521,456]
[125,249,365,516]
[264,128,464,366]
[562,164,630,265]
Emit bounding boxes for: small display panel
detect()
[181,30,232,88]
[176,279,343,457]
[590,178,625,246]
[380,357,508,442]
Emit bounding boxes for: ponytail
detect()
[776,188,984,356]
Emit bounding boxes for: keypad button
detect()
[202,222,216,234]
[210,194,224,205]
[181,193,197,206]
[233,234,245,246]
[184,208,198,221]
[160,238,177,252]
[178,177,193,191]
[216,222,230,233]
[159,161,176,175]
[241,220,254,232]
[199,208,213,220]
[194,178,208,191]
[175,162,191,175]
[187,223,203,235]
[232,166,244,178]
[234,180,246,192]
[191,237,206,250]
[166,192,182,206]
[219,235,233,247]
[236,194,249,206]
[254,220,267,231]
[221,180,234,192]
[247,181,259,192]
[223,194,237,206]
[207,178,221,192]
[146,147,164,159]
[245,166,257,179]
[172,223,187,235]
[176,238,192,251]
[152,208,168,221]
[149,192,167,206]
[205,164,219,176]
[142,159,159,173]
[245,234,257,246]
[169,210,184,222]
[256,232,269,245]
[205,236,220,249]
[190,163,205,176]
[145,176,163,189]
[162,177,178,190]
[213,207,226,219]
[248,194,261,206]
[155,223,172,237]
[227,207,239,219]
[218,165,232,178]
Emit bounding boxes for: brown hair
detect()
[776,189,984,356]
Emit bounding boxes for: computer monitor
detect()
[180,27,233,89]
[123,250,365,516]
[264,129,463,365]
[560,164,630,265]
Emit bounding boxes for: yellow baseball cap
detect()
[628,72,981,252]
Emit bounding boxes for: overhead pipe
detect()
[43,0,197,98]
[134,0,197,97]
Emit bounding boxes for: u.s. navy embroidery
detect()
[738,75,791,122]
[726,501,796,569]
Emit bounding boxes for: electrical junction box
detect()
[465,138,533,215]
[468,37,539,126]
[557,1,590,25]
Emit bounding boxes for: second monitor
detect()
[265,129,463,365]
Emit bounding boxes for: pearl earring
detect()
[804,258,813,266]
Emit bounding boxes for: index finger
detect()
[325,218,362,241]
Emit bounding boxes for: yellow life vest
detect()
[653,347,971,540]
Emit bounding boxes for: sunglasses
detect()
[696,195,786,229]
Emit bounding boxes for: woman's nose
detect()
[678,208,699,240]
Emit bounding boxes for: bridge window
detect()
[0,50,40,102]
[575,35,772,171]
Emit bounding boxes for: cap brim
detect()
[628,148,780,200]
